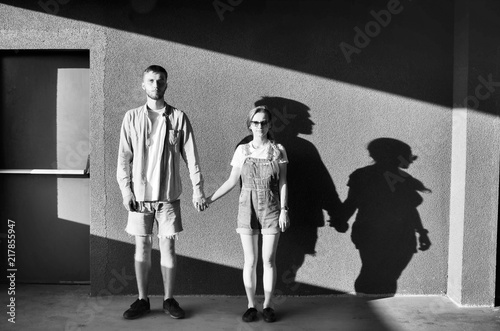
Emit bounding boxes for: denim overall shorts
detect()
[236,144,281,235]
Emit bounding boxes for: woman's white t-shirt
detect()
[230,142,289,170]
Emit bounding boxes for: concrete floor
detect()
[1,284,499,331]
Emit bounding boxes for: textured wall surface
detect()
[447,0,500,306]
[1,0,494,301]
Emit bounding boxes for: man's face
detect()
[142,71,167,100]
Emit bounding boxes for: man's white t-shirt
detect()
[144,107,166,201]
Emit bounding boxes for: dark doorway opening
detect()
[0,50,90,284]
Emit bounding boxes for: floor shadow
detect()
[90,235,344,296]
[235,97,342,295]
[0,283,399,331]
[331,138,432,295]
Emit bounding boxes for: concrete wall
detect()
[0,0,497,304]
[448,0,500,306]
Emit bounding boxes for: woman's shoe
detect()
[262,307,276,323]
[242,307,258,322]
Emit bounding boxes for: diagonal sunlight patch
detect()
[56,68,90,226]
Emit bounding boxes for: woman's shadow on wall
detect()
[238,96,342,295]
[331,138,432,295]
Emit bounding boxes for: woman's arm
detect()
[207,166,242,205]
[278,163,290,232]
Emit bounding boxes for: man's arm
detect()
[179,113,206,210]
[116,113,137,211]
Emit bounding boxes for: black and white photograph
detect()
[0,0,499,330]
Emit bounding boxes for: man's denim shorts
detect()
[125,200,182,238]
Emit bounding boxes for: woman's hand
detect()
[279,210,290,232]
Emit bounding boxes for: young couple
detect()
[116,65,290,323]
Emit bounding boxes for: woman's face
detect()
[249,111,271,138]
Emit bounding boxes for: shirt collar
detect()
[142,102,171,116]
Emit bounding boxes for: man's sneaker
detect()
[123,298,150,320]
[242,307,258,322]
[163,298,185,319]
[262,307,276,323]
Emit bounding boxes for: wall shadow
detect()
[0,0,458,110]
[235,97,342,295]
[331,138,432,295]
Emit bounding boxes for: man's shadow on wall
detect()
[331,138,432,295]
[237,96,342,295]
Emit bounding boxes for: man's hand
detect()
[123,194,138,212]
[193,196,208,212]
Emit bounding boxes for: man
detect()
[117,65,207,320]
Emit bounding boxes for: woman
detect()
[207,105,290,323]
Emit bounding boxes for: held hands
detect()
[193,195,209,212]
[279,210,290,232]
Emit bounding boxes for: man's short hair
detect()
[143,65,168,79]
